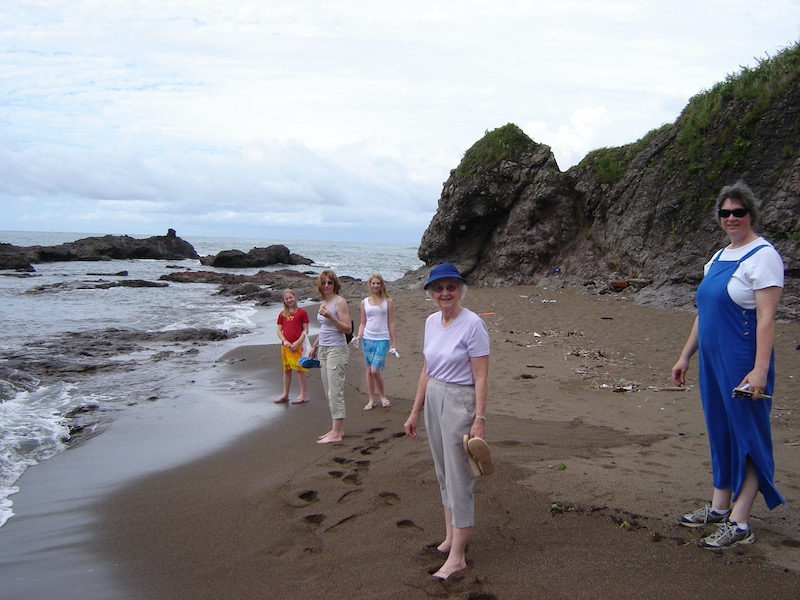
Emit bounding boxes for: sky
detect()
[1,2,798,244]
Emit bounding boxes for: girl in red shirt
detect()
[276,289,310,404]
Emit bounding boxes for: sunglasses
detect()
[430,283,459,293]
[718,208,749,218]
[321,280,334,286]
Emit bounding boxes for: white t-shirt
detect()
[424,308,490,385]
[704,237,784,309]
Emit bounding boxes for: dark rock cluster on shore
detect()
[0,326,236,398]
[161,268,365,305]
[0,229,315,274]
[199,246,313,268]
[0,323,239,442]
[0,229,200,272]
[0,326,240,443]
[0,229,358,306]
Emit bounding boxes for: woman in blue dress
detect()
[671,181,785,549]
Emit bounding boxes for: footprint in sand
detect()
[342,472,361,485]
[328,470,344,478]
[378,491,400,505]
[286,489,319,508]
[396,518,422,530]
[299,490,318,503]
[304,513,326,525]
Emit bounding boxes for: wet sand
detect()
[2,285,800,599]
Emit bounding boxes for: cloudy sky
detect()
[1,2,798,244]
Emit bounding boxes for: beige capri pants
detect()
[318,345,350,420]
[424,377,478,528]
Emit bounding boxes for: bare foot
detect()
[274,396,289,403]
[316,432,343,444]
[436,541,451,554]
[291,397,309,404]
[432,560,466,580]
[380,398,392,408]
[363,402,375,411]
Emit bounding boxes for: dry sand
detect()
[56,286,800,598]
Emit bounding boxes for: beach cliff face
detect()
[417,47,800,319]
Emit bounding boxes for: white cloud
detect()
[1,1,798,242]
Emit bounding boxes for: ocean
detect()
[0,230,423,528]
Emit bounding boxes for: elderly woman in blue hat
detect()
[404,262,490,580]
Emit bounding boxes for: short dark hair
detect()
[716,181,760,226]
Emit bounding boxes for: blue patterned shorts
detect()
[362,338,390,370]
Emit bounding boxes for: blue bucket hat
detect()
[424,262,467,289]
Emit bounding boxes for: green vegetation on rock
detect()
[674,40,800,186]
[578,124,670,185]
[456,123,532,177]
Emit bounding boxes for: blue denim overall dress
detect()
[696,245,784,509]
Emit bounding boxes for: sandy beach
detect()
[2,284,799,599]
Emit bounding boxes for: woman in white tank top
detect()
[354,273,397,410]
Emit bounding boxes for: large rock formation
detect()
[0,230,200,271]
[416,44,800,319]
[420,128,580,286]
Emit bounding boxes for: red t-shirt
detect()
[277,308,309,343]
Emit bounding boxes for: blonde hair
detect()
[367,273,390,300]
[281,288,298,318]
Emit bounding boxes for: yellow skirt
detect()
[281,345,308,372]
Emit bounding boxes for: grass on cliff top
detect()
[579,124,671,185]
[675,39,800,183]
[579,39,800,187]
[456,123,533,177]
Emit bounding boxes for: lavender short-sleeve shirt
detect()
[424,308,490,385]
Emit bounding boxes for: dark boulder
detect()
[199,245,313,268]
[0,244,37,271]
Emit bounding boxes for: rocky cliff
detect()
[415,43,800,319]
